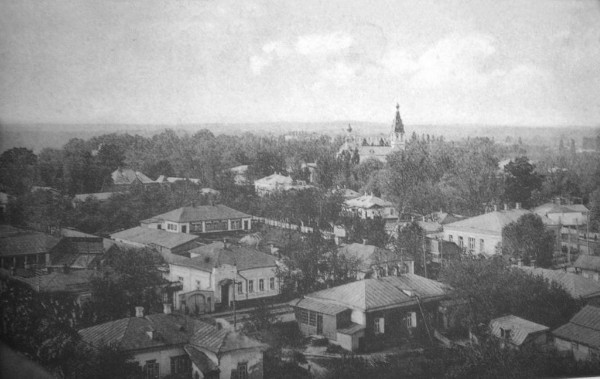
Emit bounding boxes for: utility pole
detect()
[422,230,427,278]
[233,265,237,330]
[587,211,591,255]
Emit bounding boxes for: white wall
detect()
[227,266,280,303]
[350,309,366,326]
[219,349,264,379]
[169,264,212,308]
[134,346,186,378]
[443,228,502,257]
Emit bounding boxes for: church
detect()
[337,104,406,163]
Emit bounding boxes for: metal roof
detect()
[517,266,600,299]
[170,242,278,272]
[0,231,60,257]
[345,194,394,209]
[489,315,548,346]
[574,255,600,272]
[289,297,349,315]
[553,305,600,348]
[110,227,199,249]
[151,204,250,223]
[444,209,533,235]
[337,322,366,335]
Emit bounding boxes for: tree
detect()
[0,147,38,195]
[394,221,427,276]
[589,189,600,233]
[502,213,556,267]
[503,156,542,208]
[67,343,142,379]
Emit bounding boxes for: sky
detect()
[0,0,599,127]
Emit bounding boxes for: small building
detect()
[427,238,461,264]
[72,192,115,207]
[167,241,280,313]
[344,194,396,220]
[47,236,109,271]
[0,226,60,269]
[574,255,600,282]
[489,315,549,348]
[533,200,589,227]
[106,168,158,191]
[141,205,252,234]
[290,274,449,352]
[229,165,249,186]
[336,242,414,279]
[110,227,200,256]
[517,266,600,303]
[78,307,266,379]
[253,173,312,196]
[156,176,201,185]
[553,305,600,361]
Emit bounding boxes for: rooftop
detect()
[337,243,401,272]
[345,194,394,209]
[444,209,532,235]
[111,227,199,249]
[171,242,278,272]
[575,255,600,272]
[0,229,61,257]
[490,315,549,346]
[9,269,100,293]
[553,305,600,348]
[149,204,249,223]
[254,173,293,186]
[304,274,448,312]
[72,192,115,202]
[111,168,156,185]
[517,266,600,299]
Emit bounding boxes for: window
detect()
[404,312,416,329]
[170,355,191,375]
[205,220,228,232]
[299,309,308,324]
[458,236,464,248]
[144,360,159,379]
[374,317,385,334]
[157,224,162,230]
[237,362,248,379]
[248,280,254,293]
[237,282,243,294]
[270,277,275,290]
[480,239,484,252]
[167,223,178,231]
[500,328,511,340]
[195,280,201,290]
[448,235,453,242]
[309,311,317,326]
[178,276,184,285]
[468,237,475,251]
[259,279,265,292]
[231,219,242,230]
[190,222,202,232]
[181,225,187,233]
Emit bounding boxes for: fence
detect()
[251,216,334,239]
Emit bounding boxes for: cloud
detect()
[296,32,353,56]
[317,61,356,86]
[250,55,272,75]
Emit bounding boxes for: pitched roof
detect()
[111,168,156,185]
[305,274,448,312]
[574,255,600,272]
[172,242,277,272]
[533,202,589,216]
[0,230,60,257]
[151,205,249,223]
[345,194,394,209]
[72,192,115,202]
[254,173,293,186]
[184,345,219,374]
[14,269,99,293]
[289,297,348,315]
[110,227,199,249]
[517,266,600,299]
[443,209,532,235]
[189,325,267,354]
[337,243,400,272]
[553,305,600,348]
[489,315,549,346]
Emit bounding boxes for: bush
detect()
[311,336,329,347]
[326,344,351,355]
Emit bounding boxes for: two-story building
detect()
[167,241,280,313]
[79,306,267,379]
[141,205,252,235]
[290,274,449,352]
[343,194,397,220]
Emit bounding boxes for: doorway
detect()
[317,314,323,335]
[221,284,230,307]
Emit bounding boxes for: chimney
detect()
[146,328,155,340]
[163,303,172,315]
[135,306,144,318]
[515,202,521,210]
[503,203,508,211]
[362,238,368,245]
[494,205,498,212]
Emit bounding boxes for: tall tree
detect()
[502,213,556,267]
[503,156,542,208]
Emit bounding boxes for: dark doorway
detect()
[182,225,187,233]
[317,314,323,335]
[221,284,230,307]
[244,220,249,230]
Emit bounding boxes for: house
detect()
[156,176,201,185]
[427,238,461,264]
[79,306,266,379]
[141,205,252,234]
[110,227,200,256]
[552,305,600,361]
[47,236,109,271]
[574,255,600,282]
[344,194,397,220]
[489,315,549,348]
[442,205,534,257]
[290,274,449,352]
[533,200,589,227]
[0,226,60,269]
[334,188,361,200]
[72,192,115,207]
[517,266,600,303]
[167,241,280,312]
[253,173,312,196]
[228,165,249,186]
[106,168,158,191]
[336,242,414,279]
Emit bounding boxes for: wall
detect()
[219,349,264,379]
[350,309,365,326]
[555,337,591,361]
[134,346,186,378]
[443,228,502,257]
[581,269,600,282]
[335,329,364,352]
[168,264,212,309]
[548,212,588,227]
[229,266,280,303]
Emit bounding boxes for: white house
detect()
[253,173,312,196]
[167,241,280,312]
[344,194,397,220]
[79,307,267,379]
[533,201,589,227]
[141,205,252,234]
[489,315,549,348]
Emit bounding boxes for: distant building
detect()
[105,168,158,191]
[167,241,280,312]
[141,205,252,234]
[553,305,600,361]
[336,242,414,279]
[574,255,600,282]
[72,192,115,207]
[533,199,589,226]
[156,176,201,184]
[110,227,200,256]
[0,226,60,269]
[290,275,449,352]
[489,315,549,348]
[253,173,312,196]
[229,165,249,186]
[517,266,600,303]
[344,193,396,220]
[79,308,267,379]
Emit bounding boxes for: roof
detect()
[229,165,248,173]
[50,237,105,268]
[110,227,199,249]
[356,146,393,159]
[72,192,115,202]
[14,269,99,293]
[393,104,404,134]
[151,205,249,223]
[553,305,600,348]
[336,188,361,199]
[533,202,589,216]
[444,209,532,235]
[489,315,549,346]
[60,228,117,252]
[305,274,448,312]
[111,168,156,185]
[189,324,267,354]
[184,345,219,374]
[289,297,349,315]
[254,173,294,186]
[172,242,277,272]
[337,322,366,335]
[517,266,600,299]
[575,255,600,272]
[338,243,400,272]
[0,230,61,257]
[345,194,394,209]
[156,176,201,184]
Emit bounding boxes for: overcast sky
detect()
[1,0,599,126]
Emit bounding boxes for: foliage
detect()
[66,343,142,379]
[502,213,556,267]
[393,221,427,276]
[439,259,581,330]
[0,147,38,195]
[503,156,542,208]
[339,214,388,247]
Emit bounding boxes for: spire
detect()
[394,103,404,134]
[347,124,352,133]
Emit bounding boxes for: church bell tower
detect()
[390,103,405,151]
